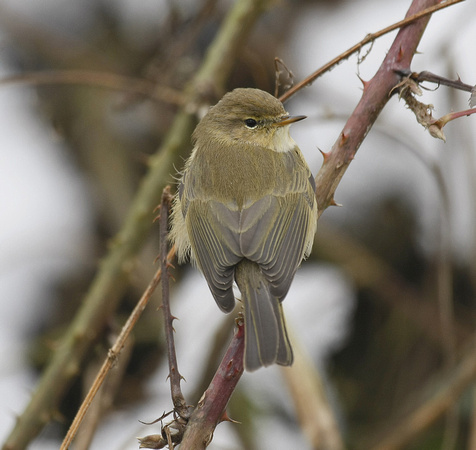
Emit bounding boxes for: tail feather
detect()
[272,301,294,367]
[235,260,293,371]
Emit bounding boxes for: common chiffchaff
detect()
[171,88,317,371]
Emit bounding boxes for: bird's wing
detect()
[184,197,242,313]
[239,190,315,301]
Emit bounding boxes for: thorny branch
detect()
[59,189,176,450]
[313,0,441,215]
[279,0,465,103]
[158,189,189,420]
[138,321,245,449]
[178,319,245,450]
[411,70,474,93]
[136,188,191,449]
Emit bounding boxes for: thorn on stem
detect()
[357,74,369,90]
[397,45,404,62]
[340,131,350,145]
[318,147,331,163]
[220,411,241,424]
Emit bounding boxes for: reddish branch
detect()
[139,321,245,449]
[314,0,441,216]
[179,321,245,449]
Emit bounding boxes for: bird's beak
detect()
[274,115,307,127]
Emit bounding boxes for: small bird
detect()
[170,88,317,371]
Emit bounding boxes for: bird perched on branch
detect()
[171,88,317,371]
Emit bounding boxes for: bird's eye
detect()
[244,118,258,129]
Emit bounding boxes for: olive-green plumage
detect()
[171,88,317,371]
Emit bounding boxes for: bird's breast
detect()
[191,141,291,209]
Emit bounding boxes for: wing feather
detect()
[241,192,315,301]
[187,202,241,312]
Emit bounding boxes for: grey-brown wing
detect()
[185,199,242,313]
[240,191,314,301]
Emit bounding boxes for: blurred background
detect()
[0,0,475,449]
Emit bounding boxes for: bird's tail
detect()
[235,260,293,371]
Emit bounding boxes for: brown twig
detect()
[159,189,190,419]
[432,107,476,129]
[279,0,465,104]
[412,70,474,92]
[274,57,294,98]
[74,333,134,450]
[60,188,176,450]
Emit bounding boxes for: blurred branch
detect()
[0,70,186,105]
[279,0,465,104]
[147,0,220,86]
[59,189,175,450]
[369,335,476,450]
[282,335,344,450]
[2,1,275,449]
[74,332,134,450]
[316,222,472,346]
